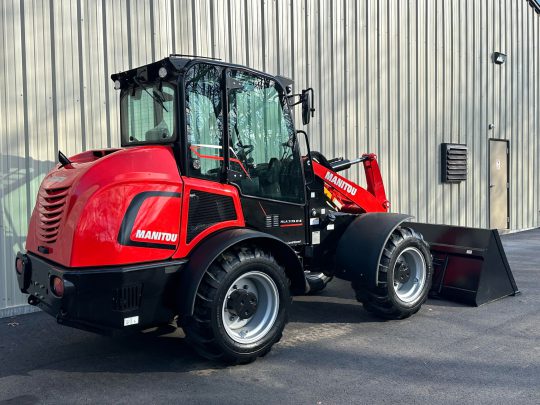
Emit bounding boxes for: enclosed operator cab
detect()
[115,57,311,247]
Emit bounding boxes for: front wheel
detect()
[183,246,290,363]
[353,227,433,319]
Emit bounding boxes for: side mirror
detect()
[301,88,315,125]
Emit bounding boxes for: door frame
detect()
[488,138,510,230]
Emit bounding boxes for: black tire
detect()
[182,246,290,364]
[305,272,333,294]
[353,227,433,319]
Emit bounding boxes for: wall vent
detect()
[441,143,468,183]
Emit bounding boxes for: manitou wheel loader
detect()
[16,56,519,363]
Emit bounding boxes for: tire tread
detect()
[353,226,432,320]
[183,245,286,364]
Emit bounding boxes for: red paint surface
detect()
[26,143,388,269]
[129,196,182,246]
[172,177,245,259]
[27,146,183,267]
[312,155,389,213]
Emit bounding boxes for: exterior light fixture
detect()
[158,67,168,78]
[114,80,122,90]
[492,52,507,65]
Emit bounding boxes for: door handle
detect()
[489,184,495,188]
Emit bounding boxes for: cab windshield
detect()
[120,82,176,145]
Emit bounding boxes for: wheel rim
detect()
[392,247,427,303]
[222,271,280,344]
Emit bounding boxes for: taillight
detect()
[51,276,64,297]
[16,258,24,275]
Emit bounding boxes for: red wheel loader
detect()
[15,56,519,363]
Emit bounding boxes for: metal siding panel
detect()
[290,0,306,129]
[263,0,277,74]
[344,0,359,185]
[458,0,467,226]
[387,0,398,211]
[529,10,540,226]
[153,0,172,59]
[306,0,320,150]
[378,0,388,200]
[509,0,516,229]
[172,0,194,55]
[436,0,444,225]
[245,0,262,70]
[416,0,427,222]
[514,2,524,228]
[212,0,229,62]
[526,5,534,228]
[228,0,246,65]
[465,0,474,227]
[366,0,377,164]
[472,0,481,228]
[356,0,368,187]
[426,0,436,224]
[333,0,345,170]
[516,0,523,229]
[449,0,459,223]
[1,0,31,311]
[480,0,488,229]
[405,0,416,218]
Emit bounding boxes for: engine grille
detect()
[37,186,70,243]
[187,190,237,243]
[112,284,142,311]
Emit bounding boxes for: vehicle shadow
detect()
[2,280,473,378]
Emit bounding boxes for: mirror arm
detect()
[286,93,303,106]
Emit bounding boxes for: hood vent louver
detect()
[37,186,70,244]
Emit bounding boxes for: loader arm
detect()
[312,154,390,213]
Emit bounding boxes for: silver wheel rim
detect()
[222,271,279,344]
[392,247,427,303]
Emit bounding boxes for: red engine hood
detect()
[26,146,183,267]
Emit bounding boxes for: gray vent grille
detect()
[441,143,468,183]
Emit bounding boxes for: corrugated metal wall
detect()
[1,0,539,316]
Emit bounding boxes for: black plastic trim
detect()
[18,252,188,334]
[335,213,412,286]
[117,191,181,250]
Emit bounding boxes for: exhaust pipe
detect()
[406,222,519,306]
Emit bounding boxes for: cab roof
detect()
[110,54,293,89]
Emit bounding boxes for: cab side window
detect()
[227,70,304,203]
[185,64,224,180]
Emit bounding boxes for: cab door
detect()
[225,69,307,245]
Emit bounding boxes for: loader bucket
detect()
[405,223,519,306]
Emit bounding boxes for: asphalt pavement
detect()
[1,229,539,404]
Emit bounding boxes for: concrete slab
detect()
[0,229,539,404]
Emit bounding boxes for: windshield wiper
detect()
[132,77,169,112]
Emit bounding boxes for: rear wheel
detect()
[353,227,433,319]
[183,246,289,363]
